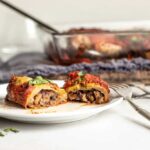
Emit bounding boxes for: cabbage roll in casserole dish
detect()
[5,76,67,108]
[64,71,110,104]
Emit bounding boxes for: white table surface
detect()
[0,98,149,150]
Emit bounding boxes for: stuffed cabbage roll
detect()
[64,71,109,104]
[6,76,67,108]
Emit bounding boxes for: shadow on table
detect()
[0,110,111,131]
[122,116,150,130]
[1,109,149,132]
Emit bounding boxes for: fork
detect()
[128,82,150,99]
[110,83,150,121]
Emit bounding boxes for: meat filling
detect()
[68,89,105,104]
[28,90,58,107]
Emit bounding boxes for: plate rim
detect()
[0,81,123,120]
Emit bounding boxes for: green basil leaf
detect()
[29,76,51,85]
[78,71,84,77]
[0,132,5,137]
[4,128,19,133]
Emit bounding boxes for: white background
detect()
[0,0,150,56]
[0,0,150,26]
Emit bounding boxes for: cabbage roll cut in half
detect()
[64,71,110,104]
[6,76,67,108]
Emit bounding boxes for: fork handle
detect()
[126,99,150,121]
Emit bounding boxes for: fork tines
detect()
[110,83,129,90]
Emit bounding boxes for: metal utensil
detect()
[110,83,150,121]
[129,82,150,94]
[128,82,150,99]
[0,0,59,34]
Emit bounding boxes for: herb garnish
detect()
[0,132,5,137]
[29,76,51,85]
[130,36,141,43]
[4,128,19,133]
[77,71,86,82]
[0,128,19,137]
[78,71,85,77]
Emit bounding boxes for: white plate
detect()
[0,81,123,124]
